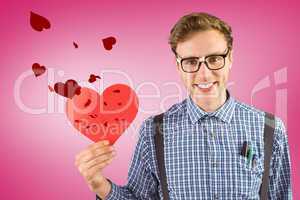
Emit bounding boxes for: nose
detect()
[196,61,211,79]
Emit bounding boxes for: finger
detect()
[76,146,114,166]
[88,140,110,150]
[85,150,116,170]
[84,146,115,163]
[78,140,110,159]
[75,140,111,163]
[85,157,114,181]
[77,164,87,175]
[77,151,114,178]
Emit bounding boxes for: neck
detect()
[191,90,227,112]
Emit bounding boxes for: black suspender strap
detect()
[260,112,275,200]
[153,112,275,200]
[154,113,169,200]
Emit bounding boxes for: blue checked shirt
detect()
[97,92,292,199]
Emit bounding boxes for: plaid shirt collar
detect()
[187,90,236,124]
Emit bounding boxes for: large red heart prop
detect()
[66,84,138,144]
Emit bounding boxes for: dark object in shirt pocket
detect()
[238,155,264,180]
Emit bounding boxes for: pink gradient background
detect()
[1,0,299,199]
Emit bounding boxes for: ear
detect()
[229,49,233,62]
[175,57,180,72]
[228,49,233,69]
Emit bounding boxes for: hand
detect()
[75,140,116,198]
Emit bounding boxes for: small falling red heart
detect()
[32,63,46,77]
[88,74,101,83]
[73,42,78,48]
[102,36,116,50]
[54,79,81,99]
[30,11,51,32]
[48,85,54,92]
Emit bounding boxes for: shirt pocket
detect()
[236,154,264,198]
[238,155,264,179]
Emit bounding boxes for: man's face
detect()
[175,29,233,105]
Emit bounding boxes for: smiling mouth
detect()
[193,81,217,90]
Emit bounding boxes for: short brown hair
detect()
[169,12,233,54]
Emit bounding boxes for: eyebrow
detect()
[178,49,228,59]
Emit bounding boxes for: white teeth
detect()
[197,82,214,89]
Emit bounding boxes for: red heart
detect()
[48,85,54,92]
[32,63,46,77]
[54,79,81,99]
[66,84,138,144]
[30,11,51,32]
[88,74,101,83]
[73,42,78,48]
[102,36,116,50]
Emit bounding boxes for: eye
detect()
[104,121,108,127]
[183,58,198,66]
[84,99,91,107]
[113,89,120,93]
[89,114,98,118]
[207,56,222,63]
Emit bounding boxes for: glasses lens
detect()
[182,58,199,72]
[206,55,225,69]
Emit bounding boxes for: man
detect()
[75,12,292,199]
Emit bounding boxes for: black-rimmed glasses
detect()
[176,48,230,73]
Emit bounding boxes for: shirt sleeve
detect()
[96,118,159,200]
[268,117,293,199]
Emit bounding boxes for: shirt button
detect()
[212,161,218,167]
[211,132,216,137]
[214,194,219,199]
